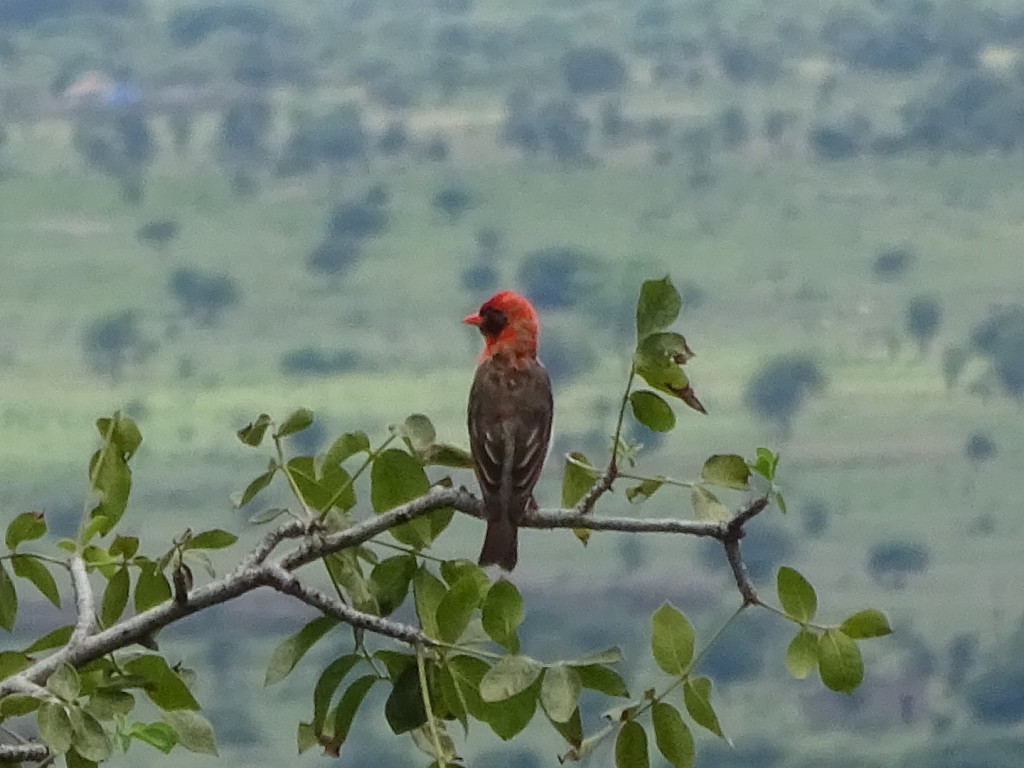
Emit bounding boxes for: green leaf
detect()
[186,529,238,550]
[325,550,377,614]
[839,609,893,639]
[420,443,476,468]
[701,454,750,490]
[636,276,681,341]
[547,705,583,750]
[37,701,73,753]
[237,414,272,446]
[540,663,580,723]
[265,615,339,685]
[0,650,30,678]
[440,559,489,594]
[109,535,139,558]
[235,466,276,509]
[690,485,731,522]
[479,655,543,702]
[370,555,417,616]
[818,629,864,694]
[276,407,314,438]
[749,447,779,482]
[101,567,130,627]
[402,413,437,452]
[652,702,693,768]
[124,655,200,711]
[69,708,112,761]
[86,690,134,720]
[633,334,706,414]
[569,646,623,666]
[0,694,41,717]
[163,709,218,755]
[413,566,447,640]
[47,664,81,701]
[615,720,649,768]
[0,560,16,630]
[436,576,481,644]
[574,664,629,698]
[479,674,539,740]
[651,602,694,675]
[777,566,817,623]
[248,507,288,525]
[773,490,788,514]
[481,579,523,653]
[319,464,357,512]
[630,390,676,432]
[128,721,177,754]
[371,449,432,548]
[6,511,46,550]
[98,413,142,459]
[625,477,665,503]
[561,452,597,508]
[312,655,361,734]
[384,664,427,734]
[325,675,376,751]
[23,625,73,654]
[11,554,60,607]
[445,656,488,722]
[134,562,171,612]
[683,677,727,741]
[323,431,371,467]
[785,629,819,679]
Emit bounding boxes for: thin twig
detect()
[261,565,437,647]
[68,555,94,648]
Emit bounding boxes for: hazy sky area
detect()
[1,0,1024,765]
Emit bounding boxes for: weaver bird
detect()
[464,291,553,571]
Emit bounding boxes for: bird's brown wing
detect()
[468,356,553,524]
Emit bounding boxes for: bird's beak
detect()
[462,313,481,326]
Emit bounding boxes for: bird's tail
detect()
[478,517,518,571]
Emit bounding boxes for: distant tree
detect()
[562,45,628,95]
[167,5,281,47]
[72,107,155,204]
[501,88,543,156]
[306,237,362,279]
[946,633,977,691]
[599,99,630,147]
[460,262,498,294]
[809,125,860,160]
[82,310,152,380]
[217,101,272,194]
[280,348,361,376]
[435,0,472,13]
[763,109,796,144]
[941,345,968,389]
[867,539,930,589]
[432,184,474,222]
[475,227,502,257]
[964,432,996,465]
[168,110,193,155]
[377,120,409,156]
[169,268,239,326]
[518,246,601,310]
[969,306,1024,397]
[422,135,450,162]
[537,98,590,163]
[328,200,389,240]
[717,38,781,85]
[718,105,749,150]
[279,104,367,176]
[744,355,826,436]
[538,330,598,386]
[799,497,831,538]
[872,246,914,281]
[136,220,180,252]
[905,296,942,353]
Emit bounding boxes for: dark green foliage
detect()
[328,201,388,240]
[167,4,281,47]
[432,184,475,222]
[218,101,272,168]
[799,497,831,538]
[969,306,1024,397]
[168,268,239,326]
[280,348,361,376]
[904,296,942,352]
[279,105,367,175]
[744,355,826,434]
[82,311,152,379]
[965,432,996,465]
[377,121,408,156]
[72,107,154,203]
[562,46,627,95]
[460,262,498,293]
[718,105,748,149]
[1,0,141,27]
[136,220,180,252]
[866,540,930,589]
[822,9,935,73]
[872,247,914,281]
[517,246,601,310]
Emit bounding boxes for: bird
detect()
[463,290,553,571]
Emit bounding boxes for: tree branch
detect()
[68,554,95,648]
[0,742,49,763]
[262,565,436,647]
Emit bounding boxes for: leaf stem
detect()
[416,643,448,767]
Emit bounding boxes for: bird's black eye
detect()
[478,306,508,337]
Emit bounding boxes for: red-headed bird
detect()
[464,291,553,571]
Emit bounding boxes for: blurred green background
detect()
[2,0,1024,764]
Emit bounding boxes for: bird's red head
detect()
[463,290,540,362]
